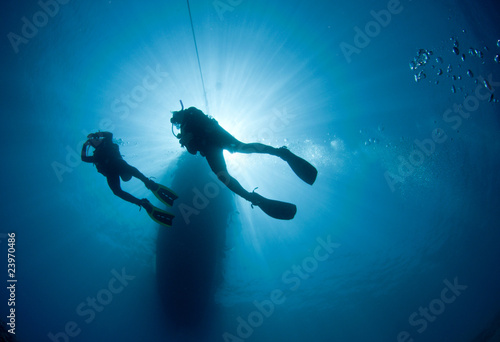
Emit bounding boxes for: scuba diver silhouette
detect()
[81,131,177,227]
[170,102,317,220]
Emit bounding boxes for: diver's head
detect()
[170,110,185,128]
[88,137,102,148]
[87,132,104,148]
[171,100,186,128]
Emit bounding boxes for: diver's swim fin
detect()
[278,147,317,185]
[249,192,297,220]
[141,199,174,227]
[148,182,178,207]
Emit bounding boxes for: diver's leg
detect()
[230,138,295,162]
[234,142,280,155]
[120,161,156,189]
[231,139,316,184]
[205,148,253,201]
[219,128,280,156]
[106,174,142,206]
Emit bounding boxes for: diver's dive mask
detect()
[171,100,184,138]
[88,137,103,148]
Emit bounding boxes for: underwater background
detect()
[1,0,500,341]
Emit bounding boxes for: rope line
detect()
[186,0,209,114]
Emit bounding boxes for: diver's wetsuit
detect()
[176,108,282,202]
[81,132,153,206]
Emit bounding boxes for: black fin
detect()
[279,148,317,185]
[151,183,179,207]
[147,204,175,227]
[251,192,296,220]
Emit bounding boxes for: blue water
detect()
[1,0,500,341]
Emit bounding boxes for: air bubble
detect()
[410,49,432,70]
[414,71,426,82]
[469,48,483,58]
[483,79,493,91]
